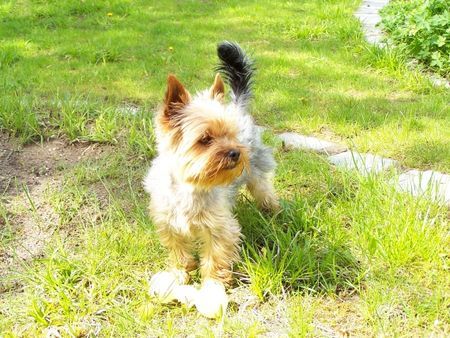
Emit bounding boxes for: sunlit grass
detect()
[0,0,449,336]
[0,0,448,167]
[1,145,448,335]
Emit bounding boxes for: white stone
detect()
[356,8,380,15]
[366,34,385,45]
[354,0,389,46]
[355,13,381,22]
[278,132,346,155]
[395,170,450,204]
[358,0,389,9]
[429,75,450,89]
[356,6,384,14]
[328,151,398,175]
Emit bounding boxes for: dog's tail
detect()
[216,41,255,108]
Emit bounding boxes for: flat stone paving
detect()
[278,132,347,155]
[274,130,449,205]
[354,0,389,46]
[395,170,450,204]
[328,151,398,175]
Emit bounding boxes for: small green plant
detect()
[0,45,22,68]
[380,0,450,77]
[49,96,97,141]
[0,94,42,143]
[125,112,156,159]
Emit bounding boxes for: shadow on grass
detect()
[236,195,360,300]
[234,149,362,300]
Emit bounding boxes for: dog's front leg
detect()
[149,223,196,302]
[194,217,241,317]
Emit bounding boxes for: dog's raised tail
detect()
[216,41,255,108]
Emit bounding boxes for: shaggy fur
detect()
[144,42,279,316]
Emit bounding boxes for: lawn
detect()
[0,0,449,336]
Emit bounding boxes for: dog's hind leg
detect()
[246,172,280,212]
[246,142,280,212]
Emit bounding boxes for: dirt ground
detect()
[0,133,108,292]
[0,133,108,195]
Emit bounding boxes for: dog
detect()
[144,41,279,317]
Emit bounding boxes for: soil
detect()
[0,132,110,292]
[1,133,106,195]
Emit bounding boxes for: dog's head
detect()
[155,74,249,188]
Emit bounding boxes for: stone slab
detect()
[328,151,398,175]
[429,75,450,89]
[366,34,383,45]
[356,7,383,14]
[278,132,347,155]
[394,170,450,204]
[357,0,389,9]
[354,0,389,46]
[355,0,389,17]
[355,13,382,20]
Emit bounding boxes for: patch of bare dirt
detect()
[1,132,107,194]
[0,132,111,292]
[311,294,370,337]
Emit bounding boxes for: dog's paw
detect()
[149,270,187,303]
[261,195,281,214]
[194,279,228,318]
[172,285,199,307]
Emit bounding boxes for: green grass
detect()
[0,0,449,336]
[0,0,449,169]
[1,146,448,336]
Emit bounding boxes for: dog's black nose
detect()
[228,149,240,161]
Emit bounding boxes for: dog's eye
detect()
[199,135,213,145]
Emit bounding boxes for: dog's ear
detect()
[209,73,225,100]
[164,74,191,120]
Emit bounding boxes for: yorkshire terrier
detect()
[144,42,279,318]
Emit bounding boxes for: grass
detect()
[0,0,449,169]
[0,0,449,336]
[1,147,448,336]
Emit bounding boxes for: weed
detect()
[380,0,450,77]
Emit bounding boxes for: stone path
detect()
[396,170,450,203]
[354,0,389,46]
[276,131,450,205]
[355,0,450,88]
[278,133,346,155]
[328,151,398,175]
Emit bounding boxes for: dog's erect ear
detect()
[209,73,225,100]
[164,74,191,119]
